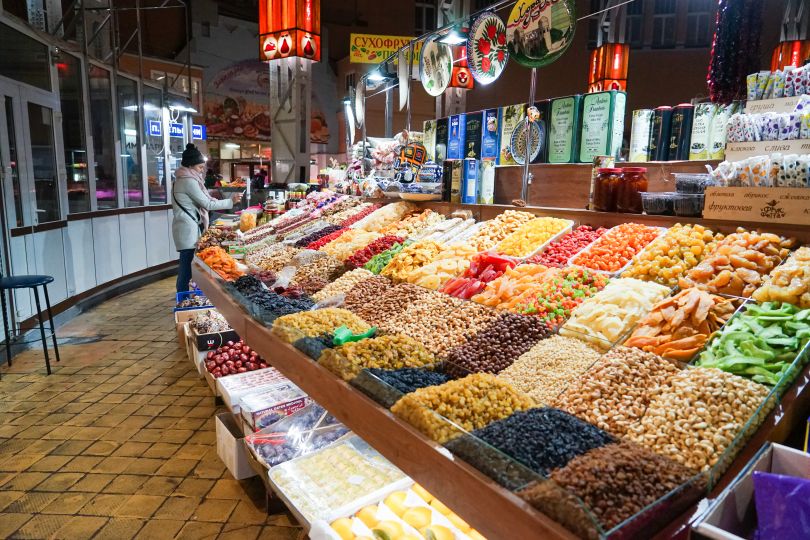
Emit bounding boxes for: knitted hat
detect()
[181,143,205,167]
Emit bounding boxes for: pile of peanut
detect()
[245,244,300,272]
[498,336,601,405]
[391,373,535,443]
[293,254,346,284]
[311,268,375,302]
[628,367,771,472]
[554,347,682,437]
[318,334,437,381]
[271,308,371,343]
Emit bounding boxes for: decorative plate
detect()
[510,121,542,165]
[506,0,576,68]
[467,12,509,85]
[420,36,453,97]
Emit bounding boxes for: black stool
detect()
[0,275,60,375]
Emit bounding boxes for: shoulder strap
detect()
[173,186,204,235]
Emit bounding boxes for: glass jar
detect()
[593,168,622,212]
[617,167,649,213]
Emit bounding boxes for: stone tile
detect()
[208,479,252,501]
[115,494,165,518]
[0,471,49,491]
[218,524,262,540]
[9,513,72,539]
[0,490,25,512]
[0,513,32,538]
[51,516,108,540]
[39,492,95,514]
[27,454,73,472]
[102,474,149,495]
[191,458,227,479]
[4,491,59,513]
[153,495,202,521]
[31,472,84,492]
[68,473,116,492]
[79,493,131,516]
[93,517,145,540]
[84,440,120,456]
[50,439,93,456]
[174,443,210,460]
[174,477,215,497]
[124,457,165,475]
[257,526,303,540]
[192,498,238,522]
[228,500,271,525]
[0,453,45,472]
[61,455,104,473]
[111,441,152,458]
[155,458,198,477]
[175,521,222,539]
[95,456,134,474]
[143,442,181,459]
[117,415,153,429]
[137,476,184,496]
[133,519,185,540]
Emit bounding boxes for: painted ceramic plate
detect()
[467,12,509,85]
[420,36,453,97]
[354,80,365,128]
[506,0,576,68]
[510,121,542,165]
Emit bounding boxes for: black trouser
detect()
[177,249,195,293]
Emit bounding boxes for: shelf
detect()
[192,261,576,540]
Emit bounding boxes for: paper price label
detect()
[703,187,810,226]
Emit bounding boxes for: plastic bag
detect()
[753,471,810,540]
[310,293,345,310]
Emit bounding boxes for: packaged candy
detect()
[802,113,810,139]
[773,69,786,98]
[749,155,770,187]
[746,72,759,100]
[767,154,782,187]
[756,71,770,99]
[763,71,775,99]
[785,66,796,97]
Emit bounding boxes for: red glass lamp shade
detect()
[771,40,810,71]
[588,43,629,93]
[259,0,321,61]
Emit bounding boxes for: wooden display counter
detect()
[194,204,810,539]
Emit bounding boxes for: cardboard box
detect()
[240,381,312,432]
[215,413,257,480]
[175,309,208,346]
[693,443,810,539]
[184,308,240,351]
[216,367,288,413]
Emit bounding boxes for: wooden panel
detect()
[192,262,576,540]
[493,160,718,207]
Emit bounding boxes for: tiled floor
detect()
[0,278,303,540]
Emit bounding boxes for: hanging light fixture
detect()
[587,0,629,93]
[259,0,321,62]
[771,0,810,70]
[449,44,474,90]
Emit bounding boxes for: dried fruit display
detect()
[294,224,344,248]
[381,240,444,283]
[622,223,722,287]
[197,246,244,280]
[560,278,671,350]
[526,225,607,267]
[319,334,438,381]
[390,373,535,443]
[350,202,416,232]
[695,302,810,386]
[245,244,300,272]
[404,242,478,290]
[442,252,518,300]
[498,336,602,405]
[570,223,663,273]
[204,340,268,378]
[467,210,537,251]
[624,288,737,361]
[320,229,383,262]
[554,347,682,437]
[496,217,572,258]
[272,308,371,343]
[307,228,349,251]
[753,246,810,307]
[378,209,445,238]
[344,236,405,269]
[197,226,238,250]
[628,367,771,471]
[311,268,375,303]
[471,264,560,310]
[679,230,795,297]
[363,242,409,275]
[515,267,611,327]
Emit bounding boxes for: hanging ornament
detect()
[468,11,509,84]
[420,36,453,97]
[398,49,409,110]
[354,80,365,129]
[707,0,764,104]
[506,0,576,68]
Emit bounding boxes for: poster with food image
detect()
[498,103,526,166]
[420,37,453,97]
[204,59,330,144]
[506,0,576,68]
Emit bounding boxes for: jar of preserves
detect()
[592,168,622,212]
[617,167,648,214]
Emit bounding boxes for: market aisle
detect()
[0,278,303,540]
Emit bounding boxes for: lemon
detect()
[401,506,431,530]
[373,520,404,540]
[420,525,453,540]
[330,517,354,540]
[384,491,408,517]
[356,505,379,528]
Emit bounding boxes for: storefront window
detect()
[117,76,143,207]
[168,110,190,182]
[57,54,90,214]
[0,23,51,92]
[27,103,60,223]
[143,86,166,204]
[89,65,118,209]
[4,97,24,227]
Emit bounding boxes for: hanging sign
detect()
[420,36,453,97]
[192,124,207,140]
[350,33,421,65]
[169,123,185,138]
[703,187,810,226]
[506,0,576,68]
[468,12,509,84]
[147,120,162,137]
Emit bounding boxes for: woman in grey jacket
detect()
[172,143,241,292]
